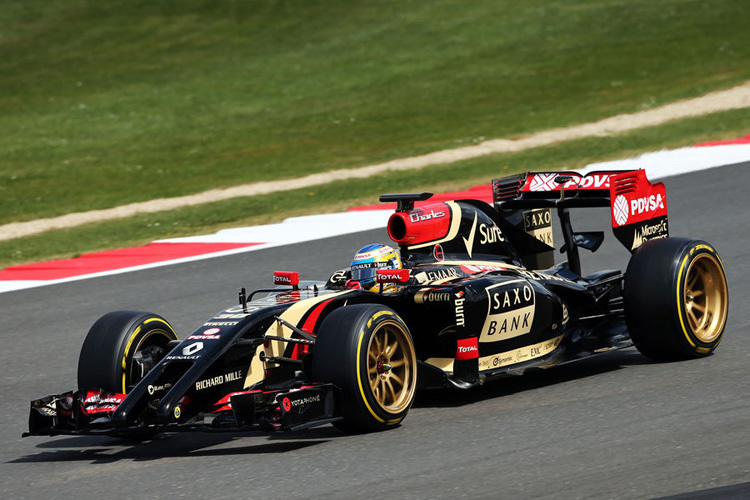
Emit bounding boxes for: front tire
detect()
[77,311,178,393]
[624,238,728,360]
[312,304,417,432]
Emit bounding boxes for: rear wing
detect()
[492,170,669,253]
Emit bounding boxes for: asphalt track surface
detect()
[2,164,750,500]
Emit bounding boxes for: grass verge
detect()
[2,0,749,225]
[2,107,748,269]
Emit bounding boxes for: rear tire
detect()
[77,311,177,393]
[624,238,728,360]
[312,304,417,432]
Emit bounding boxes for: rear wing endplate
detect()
[492,170,668,252]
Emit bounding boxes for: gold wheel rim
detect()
[684,253,728,343]
[366,320,416,414]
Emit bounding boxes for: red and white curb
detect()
[1,139,748,293]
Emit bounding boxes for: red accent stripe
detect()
[0,242,263,281]
[694,134,750,147]
[291,298,334,359]
[301,299,334,334]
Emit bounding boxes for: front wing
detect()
[24,383,341,437]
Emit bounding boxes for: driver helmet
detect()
[350,244,402,291]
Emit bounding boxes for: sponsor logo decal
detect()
[331,270,348,279]
[328,270,348,284]
[612,186,667,228]
[187,328,221,340]
[182,342,203,356]
[147,383,172,395]
[456,337,479,360]
[631,193,664,217]
[524,209,552,231]
[81,392,125,416]
[454,291,466,327]
[460,263,505,274]
[631,218,669,250]
[461,214,506,257]
[101,395,124,404]
[195,369,243,391]
[213,313,253,319]
[376,269,410,283]
[613,192,666,227]
[517,269,575,284]
[529,173,558,192]
[352,261,394,272]
[433,244,445,261]
[203,321,239,327]
[84,392,100,404]
[478,335,564,370]
[478,223,505,245]
[275,290,301,304]
[414,267,460,284]
[86,404,119,413]
[524,209,554,246]
[273,271,299,286]
[37,405,56,417]
[409,209,446,223]
[462,212,478,257]
[282,393,322,412]
[492,355,512,367]
[352,245,393,261]
[613,195,629,226]
[528,173,613,192]
[414,289,452,304]
[564,174,611,190]
[480,280,535,343]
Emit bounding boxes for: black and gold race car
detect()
[24,169,729,437]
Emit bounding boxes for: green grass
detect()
[3,107,749,269]
[1,0,749,227]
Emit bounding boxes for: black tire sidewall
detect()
[313,304,416,431]
[77,311,176,393]
[624,238,727,359]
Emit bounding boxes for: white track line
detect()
[581,143,750,176]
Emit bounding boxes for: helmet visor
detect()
[351,262,378,284]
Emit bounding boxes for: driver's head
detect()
[350,244,401,290]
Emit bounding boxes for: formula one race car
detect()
[24,169,729,437]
